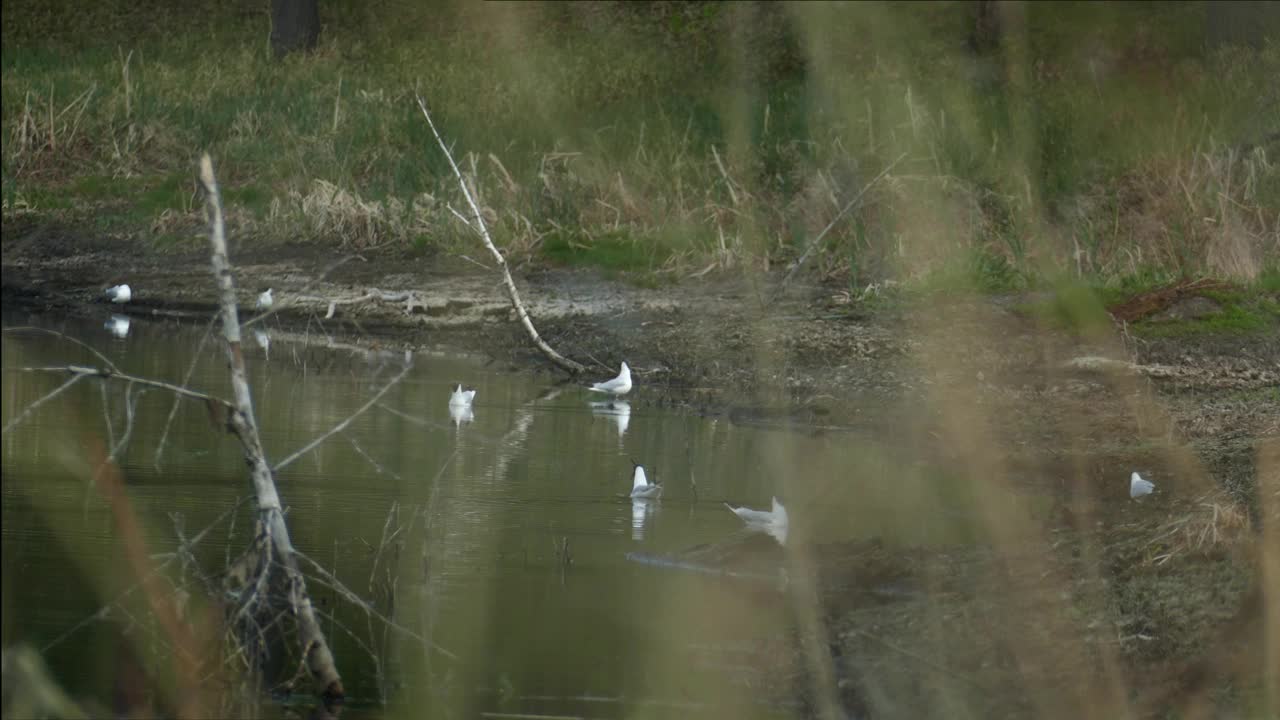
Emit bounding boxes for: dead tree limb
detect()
[415,95,586,374]
[198,153,344,700]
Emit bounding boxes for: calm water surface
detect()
[1,307,1011,718]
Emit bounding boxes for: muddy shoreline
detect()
[5,220,1280,715]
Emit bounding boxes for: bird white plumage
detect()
[725,497,789,545]
[105,284,131,303]
[256,288,274,309]
[449,403,474,427]
[105,314,131,339]
[449,384,476,408]
[1130,471,1155,499]
[588,362,632,396]
[630,463,662,499]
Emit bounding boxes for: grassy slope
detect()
[2,1,1277,302]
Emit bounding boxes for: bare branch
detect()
[294,551,457,660]
[15,365,233,408]
[272,362,413,472]
[3,326,122,374]
[1,372,84,435]
[155,315,217,470]
[415,95,586,374]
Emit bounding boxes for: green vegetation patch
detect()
[541,230,672,276]
[2,1,1277,281]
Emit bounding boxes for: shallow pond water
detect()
[2,307,1069,718]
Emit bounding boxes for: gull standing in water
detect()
[725,497,789,545]
[1130,471,1155,499]
[448,385,476,428]
[588,361,632,396]
[630,462,662,499]
[105,284,131,304]
[449,384,476,408]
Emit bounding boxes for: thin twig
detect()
[156,316,217,470]
[3,326,121,374]
[2,372,85,435]
[295,551,457,659]
[272,362,413,472]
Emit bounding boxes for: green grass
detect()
[2,1,1277,282]
[1013,273,1280,339]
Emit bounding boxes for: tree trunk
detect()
[969,0,1003,55]
[271,0,320,59]
[1206,0,1280,49]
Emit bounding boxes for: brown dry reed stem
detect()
[198,152,344,699]
[415,94,587,374]
[86,435,208,719]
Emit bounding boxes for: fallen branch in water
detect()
[415,94,586,374]
[198,153,344,700]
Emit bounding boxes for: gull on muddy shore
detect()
[588,361,632,396]
[105,284,131,304]
[1130,471,1155,499]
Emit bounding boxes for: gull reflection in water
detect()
[253,329,271,360]
[105,314,131,339]
[449,402,475,428]
[631,497,657,541]
[590,400,631,439]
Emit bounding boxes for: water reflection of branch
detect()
[347,434,403,481]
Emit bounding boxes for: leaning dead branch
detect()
[415,95,586,374]
[198,154,344,700]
